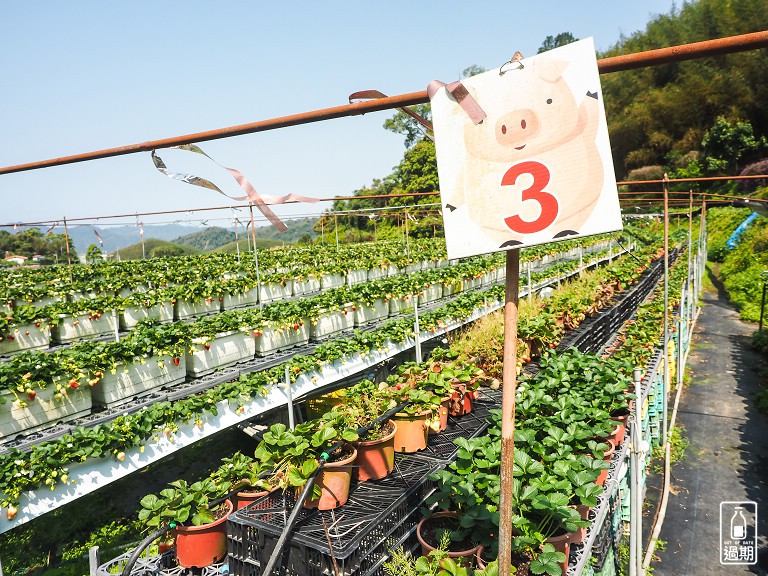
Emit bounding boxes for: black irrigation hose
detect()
[260,461,325,576]
[120,525,172,576]
[259,400,408,576]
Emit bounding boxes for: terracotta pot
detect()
[610,414,629,445]
[392,410,431,453]
[610,400,634,446]
[173,499,233,568]
[305,445,357,510]
[417,511,479,567]
[233,488,272,511]
[448,384,473,417]
[355,420,397,482]
[596,439,616,486]
[568,504,591,544]
[430,398,450,435]
[546,530,571,575]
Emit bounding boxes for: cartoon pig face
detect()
[463,58,585,163]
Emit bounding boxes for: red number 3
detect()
[501,161,559,234]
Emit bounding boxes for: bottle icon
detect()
[731,506,747,540]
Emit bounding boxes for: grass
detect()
[651,424,689,473]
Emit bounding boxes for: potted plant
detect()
[335,379,398,482]
[390,387,442,453]
[210,452,276,510]
[253,419,359,510]
[138,478,233,568]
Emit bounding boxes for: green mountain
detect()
[213,237,284,253]
[172,227,236,251]
[114,239,200,260]
[252,217,319,243]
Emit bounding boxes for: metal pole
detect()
[662,174,670,447]
[334,214,339,250]
[760,283,767,332]
[414,294,422,363]
[88,546,100,576]
[249,205,262,309]
[498,248,520,576]
[632,368,644,576]
[285,365,295,430]
[579,245,584,275]
[688,190,693,282]
[527,261,532,298]
[63,216,74,284]
[3,33,766,177]
[405,211,411,256]
[112,309,119,342]
[233,212,240,264]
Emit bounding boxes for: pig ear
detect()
[534,58,569,83]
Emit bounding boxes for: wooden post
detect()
[498,248,520,576]
[63,216,73,284]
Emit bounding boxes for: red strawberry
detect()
[7,335,14,340]
[35,322,41,327]
[204,343,211,350]
[24,331,30,336]
[69,380,79,389]
[7,505,18,520]
[27,390,36,401]
[173,357,180,366]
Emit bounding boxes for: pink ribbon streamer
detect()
[151,144,319,232]
[426,80,486,125]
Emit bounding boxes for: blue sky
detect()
[0,1,680,231]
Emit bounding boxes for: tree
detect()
[150,244,185,258]
[701,117,767,175]
[383,65,486,148]
[85,243,103,263]
[383,104,432,149]
[537,32,578,54]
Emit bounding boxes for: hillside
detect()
[213,237,284,253]
[599,0,768,181]
[114,239,200,260]
[253,217,319,243]
[172,227,236,251]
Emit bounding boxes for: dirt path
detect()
[653,279,768,575]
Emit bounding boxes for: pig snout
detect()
[495,109,540,149]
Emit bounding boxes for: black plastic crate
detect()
[227,453,438,576]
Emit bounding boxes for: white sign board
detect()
[431,38,622,259]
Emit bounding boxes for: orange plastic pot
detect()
[355,420,397,482]
[305,445,357,510]
[448,384,474,417]
[430,398,450,435]
[392,410,431,453]
[233,488,273,511]
[596,440,616,486]
[173,499,233,568]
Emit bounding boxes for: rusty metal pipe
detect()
[598,30,768,73]
[1,32,767,176]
